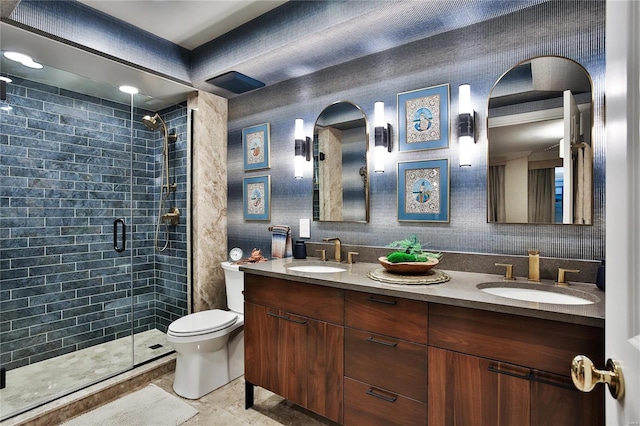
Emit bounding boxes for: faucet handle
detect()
[556,268,580,286]
[495,263,515,280]
[347,252,359,264]
[316,249,327,261]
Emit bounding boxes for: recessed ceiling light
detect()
[4,51,32,63]
[0,76,12,83]
[119,85,139,94]
[3,51,43,69]
[22,60,43,69]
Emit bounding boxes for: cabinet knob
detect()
[571,355,625,400]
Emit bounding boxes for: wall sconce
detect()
[294,118,311,179]
[458,83,476,167]
[374,101,392,173]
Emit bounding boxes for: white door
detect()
[562,89,580,224]
[603,0,639,423]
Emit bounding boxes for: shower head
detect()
[142,114,161,130]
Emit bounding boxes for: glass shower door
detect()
[0,65,135,420]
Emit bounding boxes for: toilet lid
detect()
[168,310,238,336]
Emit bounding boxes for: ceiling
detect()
[75,1,287,50]
[1,0,550,109]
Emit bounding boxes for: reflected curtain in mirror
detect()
[528,168,554,223]
[488,165,505,222]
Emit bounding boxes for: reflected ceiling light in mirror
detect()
[3,51,43,69]
[294,118,311,179]
[373,101,392,173]
[458,83,475,167]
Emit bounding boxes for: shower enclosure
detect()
[0,56,191,420]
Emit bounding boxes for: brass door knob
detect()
[571,355,625,399]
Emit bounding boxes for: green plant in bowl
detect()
[385,234,442,263]
[379,234,442,274]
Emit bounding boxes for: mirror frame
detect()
[312,100,370,223]
[486,55,594,226]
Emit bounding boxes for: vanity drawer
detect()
[429,304,604,376]
[244,274,344,324]
[345,290,428,344]
[345,328,427,402]
[344,377,427,426]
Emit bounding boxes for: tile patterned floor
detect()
[151,373,340,426]
[0,329,172,421]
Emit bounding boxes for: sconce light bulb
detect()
[374,144,386,173]
[294,154,305,179]
[295,118,304,140]
[459,135,473,167]
[374,102,385,128]
[459,84,472,115]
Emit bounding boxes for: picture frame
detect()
[242,123,270,171]
[397,83,450,152]
[397,159,450,222]
[243,175,271,221]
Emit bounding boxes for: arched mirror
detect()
[313,101,369,222]
[487,56,593,225]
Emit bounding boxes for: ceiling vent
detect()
[206,71,265,94]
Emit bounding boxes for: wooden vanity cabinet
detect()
[343,290,428,426]
[244,275,344,423]
[428,304,605,426]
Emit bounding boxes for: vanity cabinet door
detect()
[530,369,604,426]
[428,347,531,426]
[244,301,344,423]
[244,303,307,406]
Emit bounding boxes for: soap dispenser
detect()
[596,259,605,291]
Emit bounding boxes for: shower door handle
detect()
[113,218,126,252]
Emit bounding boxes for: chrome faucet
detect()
[322,237,341,262]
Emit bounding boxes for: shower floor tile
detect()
[0,329,172,421]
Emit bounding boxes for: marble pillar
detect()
[187,91,228,312]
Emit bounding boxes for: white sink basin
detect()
[287,265,347,273]
[478,283,598,305]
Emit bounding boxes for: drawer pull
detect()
[267,311,307,325]
[488,365,531,381]
[366,296,397,305]
[367,337,397,347]
[532,373,578,391]
[366,388,397,403]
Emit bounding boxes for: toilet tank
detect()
[222,262,244,314]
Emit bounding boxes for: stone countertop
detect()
[238,257,605,328]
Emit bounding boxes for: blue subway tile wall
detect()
[0,76,187,369]
[152,103,189,332]
[227,1,605,261]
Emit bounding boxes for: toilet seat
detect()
[168,310,238,337]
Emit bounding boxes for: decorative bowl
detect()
[378,256,439,275]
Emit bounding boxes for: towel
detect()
[271,225,292,258]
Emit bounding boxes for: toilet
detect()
[166,261,245,399]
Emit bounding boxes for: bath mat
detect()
[62,384,198,426]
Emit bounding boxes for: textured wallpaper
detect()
[227,1,605,261]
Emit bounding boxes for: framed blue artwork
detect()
[242,123,270,171]
[243,175,271,221]
[397,159,450,222]
[397,84,450,152]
